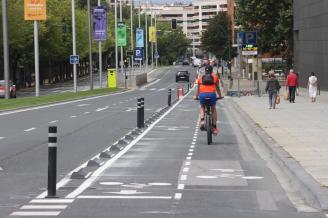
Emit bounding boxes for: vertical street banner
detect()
[149,26,156,43]
[24,0,47,20]
[136,28,144,48]
[93,6,107,41]
[117,22,127,47]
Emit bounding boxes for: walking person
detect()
[285,69,299,103]
[265,73,281,109]
[308,72,318,102]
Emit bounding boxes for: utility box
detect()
[107,68,117,88]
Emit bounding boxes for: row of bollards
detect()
[45,86,188,198]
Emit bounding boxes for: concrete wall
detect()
[294,0,328,90]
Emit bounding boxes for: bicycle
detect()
[195,97,221,145]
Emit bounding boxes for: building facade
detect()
[294,0,328,89]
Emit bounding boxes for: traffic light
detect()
[171,19,177,29]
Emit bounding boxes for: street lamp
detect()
[2,0,9,99]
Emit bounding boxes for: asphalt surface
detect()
[0,66,326,217]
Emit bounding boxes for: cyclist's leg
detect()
[199,93,207,130]
[208,93,219,134]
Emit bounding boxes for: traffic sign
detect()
[70,55,79,64]
[134,48,144,61]
[237,31,257,45]
[154,51,160,59]
[242,44,258,56]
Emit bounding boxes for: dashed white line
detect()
[186,157,192,160]
[20,205,67,210]
[180,175,187,181]
[83,112,90,115]
[0,137,5,140]
[177,184,185,190]
[187,153,193,156]
[77,196,171,199]
[191,142,196,145]
[174,193,182,200]
[48,120,58,124]
[192,139,196,142]
[70,115,77,118]
[24,128,36,132]
[30,199,74,204]
[190,145,195,148]
[183,168,189,173]
[189,149,194,152]
[77,104,89,107]
[96,106,109,112]
[185,162,191,166]
[10,211,61,216]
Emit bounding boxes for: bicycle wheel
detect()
[206,115,212,145]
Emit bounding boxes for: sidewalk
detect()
[231,89,328,208]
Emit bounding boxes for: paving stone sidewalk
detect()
[232,89,328,187]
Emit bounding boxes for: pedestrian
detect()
[308,72,318,102]
[265,73,281,109]
[285,69,299,103]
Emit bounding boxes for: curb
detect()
[229,99,328,210]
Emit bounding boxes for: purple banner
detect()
[93,6,107,41]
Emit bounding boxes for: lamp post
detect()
[98,0,103,88]
[71,0,77,93]
[87,0,93,90]
[2,0,9,99]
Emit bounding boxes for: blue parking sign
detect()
[134,48,143,61]
[70,55,79,64]
[244,31,257,45]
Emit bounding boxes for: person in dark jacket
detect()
[265,73,281,109]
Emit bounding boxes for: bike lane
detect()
[9,94,326,217]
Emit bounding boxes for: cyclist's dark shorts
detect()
[199,92,217,106]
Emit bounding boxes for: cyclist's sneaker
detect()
[212,127,219,135]
[200,120,205,131]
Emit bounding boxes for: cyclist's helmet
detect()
[205,65,213,74]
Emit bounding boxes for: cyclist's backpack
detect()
[202,74,214,85]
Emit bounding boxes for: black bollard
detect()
[168,89,172,106]
[141,98,144,128]
[137,98,141,128]
[47,126,57,198]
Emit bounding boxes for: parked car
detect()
[0,80,16,98]
[182,59,190,65]
[176,71,189,82]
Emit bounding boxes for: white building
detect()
[140,0,228,52]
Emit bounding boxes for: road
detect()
[0,66,326,217]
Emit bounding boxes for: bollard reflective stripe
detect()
[137,98,141,128]
[47,126,57,198]
[141,98,144,128]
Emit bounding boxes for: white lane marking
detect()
[36,179,71,199]
[106,190,151,195]
[192,139,196,142]
[180,175,187,181]
[0,90,133,117]
[242,176,264,180]
[20,205,67,210]
[187,153,193,156]
[0,137,5,140]
[158,88,165,91]
[191,142,196,145]
[77,196,172,199]
[65,91,191,199]
[119,102,123,104]
[24,128,36,132]
[48,120,58,124]
[193,136,197,139]
[112,103,117,106]
[83,112,90,115]
[174,193,182,200]
[189,149,194,152]
[148,183,172,186]
[186,157,192,160]
[197,176,217,179]
[177,184,185,190]
[77,104,89,107]
[70,115,77,118]
[96,106,109,112]
[183,168,189,173]
[190,145,195,148]
[150,88,156,91]
[10,211,61,216]
[100,182,123,186]
[185,162,191,166]
[30,199,74,204]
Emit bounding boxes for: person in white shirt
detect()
[308,72,318,102]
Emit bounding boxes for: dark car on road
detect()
[176,71,189,82]
[0,80,16,98]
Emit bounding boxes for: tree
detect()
[201,12,234,61]
[156,21,190,65]
[235,0,293,66]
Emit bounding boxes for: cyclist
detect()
[193,65,220,135]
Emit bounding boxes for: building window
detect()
[201,5,217,9]
[220,4,228,8]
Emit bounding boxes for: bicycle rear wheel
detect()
[206,115,212,145]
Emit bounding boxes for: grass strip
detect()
[0,88,122,111]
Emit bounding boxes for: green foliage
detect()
[235,0,293,65]
[156,21,191,65]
